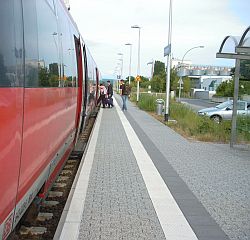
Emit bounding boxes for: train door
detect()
[78,44,88,133]
[74,35,83,136]
[82,45,88,120]
[95,67,100,105]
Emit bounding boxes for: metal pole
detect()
[230,58,240,148]
[131,25,141,102]
[152,60,154,78]
[117,53,124,80]
[165,0,172,122]
[125,44,132,85]
[178,76,182,102]
[136,28,141,102]
[121,56,123,79]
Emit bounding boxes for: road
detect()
[180,98,218,112]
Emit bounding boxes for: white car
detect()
[198,100,250,123]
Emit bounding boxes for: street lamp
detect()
[131,25,141,102]
[125,43,132,85]
[117,53,123,79]
[178,45,204,102]
[114,63,122,91]
[147,60,154,93]
[164,0,172,122]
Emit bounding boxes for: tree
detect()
[216,80,234,97]
[230,60,250,81]
[240,60,250,80]
[140,76,150,89]
[183,77,191,94]
[151,71,166,92]
[153,61,165,76]
[170,69,178,91]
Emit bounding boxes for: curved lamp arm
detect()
[181,46,204,64]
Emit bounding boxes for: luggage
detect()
[105,97,113,107]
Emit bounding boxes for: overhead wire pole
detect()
[165,0,173,122]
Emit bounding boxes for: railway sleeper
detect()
[67,159,78,164]
[42,201,59,207]
[61,170,73,175]
[48,191,63,198]
[36,212,53,222]
[56,176,69,182]
[63,164,75,170]
[53,182,67,188]
[19,226,47,236]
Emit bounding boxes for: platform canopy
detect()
[217,26,250,59]
[236,26,250,54]
[216,26,250,148]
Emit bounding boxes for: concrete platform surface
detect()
[56,95,249,240]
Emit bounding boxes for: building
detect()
[176,64,232,99]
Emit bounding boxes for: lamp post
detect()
[164,0,172,122]
[131,25,141,102]
[178,45,204,102]
[117,53,123,79]
[125,43,132,85]
[115,60,122,91]
[147,60,154,93]
[114,66,120,91]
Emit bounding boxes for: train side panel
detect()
[0,0,99,239]
[0,0,24,238]
[16,88,77,200]
[0,90,24,239]
[14,0,79,227]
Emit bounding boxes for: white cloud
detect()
[69,0,249,78]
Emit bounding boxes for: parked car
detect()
[198,100,250,123]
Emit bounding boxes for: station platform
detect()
[55,95,250,240]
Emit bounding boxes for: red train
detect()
[0,0,100,239]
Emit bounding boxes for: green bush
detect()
[137,94,158,111]
[169,102,234,142]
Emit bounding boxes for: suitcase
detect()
[106,97,113,107]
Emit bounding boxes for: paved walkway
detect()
[57,95,250,240]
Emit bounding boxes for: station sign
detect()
[164,44,171,57]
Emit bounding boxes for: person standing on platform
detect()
[97,83,107,108]
[119,80,130,111]
[106,80,114,108]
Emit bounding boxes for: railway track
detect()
[8,113,97,240]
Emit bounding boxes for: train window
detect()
[23,0,39,87]
[56,2,78,87]
[0,0,23,87]
[36,0,60,87]
[71,29,79,87]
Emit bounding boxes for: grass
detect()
[168,102,232,142]
[130,93,250,144]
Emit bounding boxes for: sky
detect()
[68,0,250,79]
